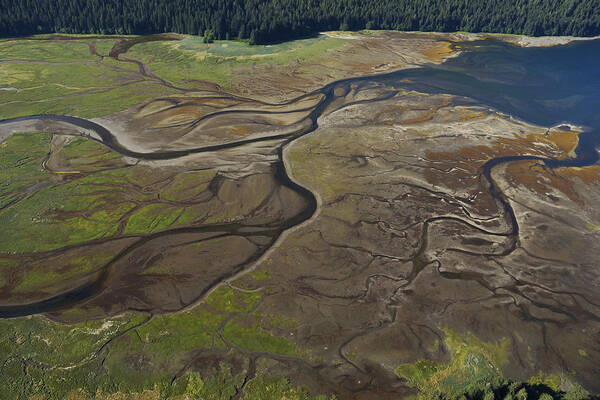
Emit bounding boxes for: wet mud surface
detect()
[1,35,600,397]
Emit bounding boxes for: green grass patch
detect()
[93,39,118,57]
[161,170,215,202]
[0,312,146,369]
[0,40,95,62]
[0,278,318,399]
[178,367,243,400]
[393,328,593,400]
[0,51,176,119]
[223,319,299,356]
[14,253,112,293]
[125,34,347,90]
[0,312,149,399]
[0,133,217,254]
[124,203,184,234]
[0,183,121,253]
[0,132,52,209]
[395,328,509,399]
[59,136,122,164]
[126,41,234,88]
[251,269,272,281]
[204,285,262,314]
[179,35,331,57]
[127,308,227,377]
[0,164,141,253]
[0,79,177,119]
[0,62,117,90]
[243,375,333,400]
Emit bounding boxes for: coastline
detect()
[324,30,600,48]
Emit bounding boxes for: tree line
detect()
[1,0,599,44]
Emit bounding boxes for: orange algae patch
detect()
[545,129,579,157]
[421,41,459,63]
[228,127,251,137]
[137,97,242,119]
[264,94,323,111]
[231,127,249,135]
[505,162,600,205]
[513,129,579,160]
[403,104,447,124]
[135,100,176,117]
[188,97,241,108]
[561,165,600,185]
[454,108,487,122]
[421,130,576,198]
[422,123,592,206]
[152,106,206,127]
[425,129,578,184]
[373,97,452,125]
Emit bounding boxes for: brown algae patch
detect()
[421,41,460,63]
[506,162,600,205]
[545,128,580,158]
[228,127,250,137]
[373,97,452,125]
[423,128,580,193]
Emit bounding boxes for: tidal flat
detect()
[0,31,599,399]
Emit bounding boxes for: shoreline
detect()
[3,29,597,49]
[323,30,600,48]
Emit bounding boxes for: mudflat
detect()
[0,31,599,399]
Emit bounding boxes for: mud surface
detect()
[1,34,600,398]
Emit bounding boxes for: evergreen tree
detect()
[203,28,214,43]
[0,0,598,44]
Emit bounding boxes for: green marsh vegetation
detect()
[0,131,203,296]
[0,132,52,209]
[0,282,325,399]
[0,34,346,118]
[395,328,593,400]
[0,118,321,398]
[0,38,177,119]
[0,40,95,62]
[125,35,347,90]
[0,131,212,254]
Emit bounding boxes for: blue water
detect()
[386,38,600,164]
[432,39,600,129]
